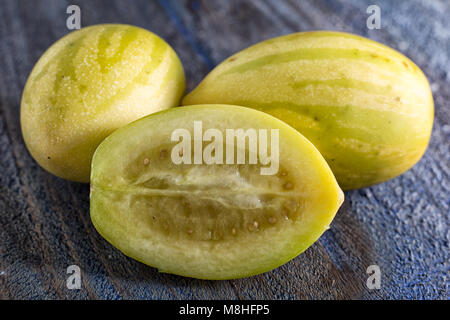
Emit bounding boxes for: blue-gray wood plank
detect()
[0,0,448,299]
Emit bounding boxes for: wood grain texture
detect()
[0,0,448,299]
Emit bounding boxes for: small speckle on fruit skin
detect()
[283,182,294,190]
[247,221,259,232]
[268,216,277,224]
[143,158,150,165]
[231,228,237,236]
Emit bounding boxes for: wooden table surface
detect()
[0,0,448,300]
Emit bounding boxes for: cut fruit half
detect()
[90,104,343,279]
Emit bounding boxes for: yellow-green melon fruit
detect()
[90,105,344,279]
[21,24,185,182]
[183,31,434,190]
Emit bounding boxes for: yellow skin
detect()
[21,24,185,182]
[183,31,434,190]
[90,105,343,279]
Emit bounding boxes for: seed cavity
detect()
[143,167,302,240]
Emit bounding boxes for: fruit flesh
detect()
[21,24,185,182]
[90,105,343,279]
[182,31,434,190]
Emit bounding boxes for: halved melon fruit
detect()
[90,104,343,279]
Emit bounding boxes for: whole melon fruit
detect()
[183,31,434,190]
[21,24,185,182]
